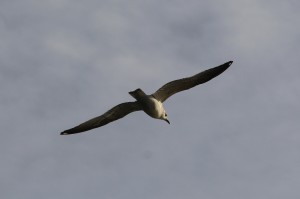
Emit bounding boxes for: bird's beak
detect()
[165,119,170,124]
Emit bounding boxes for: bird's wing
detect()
[152,61,233,102]
[60,101,142,135]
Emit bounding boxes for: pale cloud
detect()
[1,0,299,198]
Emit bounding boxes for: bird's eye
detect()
[165,113,168,117]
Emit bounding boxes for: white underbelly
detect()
[143,97,164,118]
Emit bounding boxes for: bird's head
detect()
[161,111,170,124]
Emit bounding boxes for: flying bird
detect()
[60,61,233,135]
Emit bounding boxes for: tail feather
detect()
[129,88,147,100]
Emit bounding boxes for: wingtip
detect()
[60,131,69,135]
[227,60,233,66]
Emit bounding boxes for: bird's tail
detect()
[129,88,147,101]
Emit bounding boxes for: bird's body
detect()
[144,96,166,119]
[60,61,233,135]
[129,88,167,120]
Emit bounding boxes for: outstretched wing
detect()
[60,101,142,135]
[152,61,233,102]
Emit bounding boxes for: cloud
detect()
[1,0,300,198]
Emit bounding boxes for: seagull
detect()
[60,61,233,135]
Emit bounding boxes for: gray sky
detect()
[1,0,300,198]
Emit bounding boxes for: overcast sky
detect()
[1,0,300,198]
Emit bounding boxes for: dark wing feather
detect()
[60,101,142,135]
[152,61,233,102]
